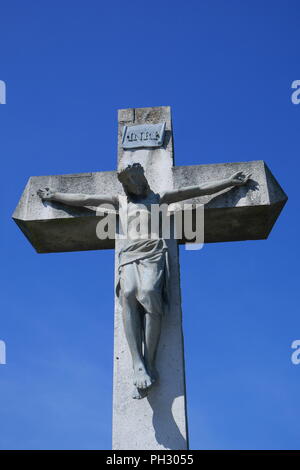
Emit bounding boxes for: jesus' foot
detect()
[145,364,159,385]
[133,365,153,390]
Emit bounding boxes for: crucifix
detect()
[13,106,287,450]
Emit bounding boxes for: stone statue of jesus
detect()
[38,163,251,399]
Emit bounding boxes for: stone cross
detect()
[13,106,287,450]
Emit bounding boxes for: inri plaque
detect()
[122,122,166,149]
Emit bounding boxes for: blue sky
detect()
[1,0,299,450]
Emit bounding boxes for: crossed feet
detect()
[132,363,158,399]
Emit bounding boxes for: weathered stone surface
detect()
[13,171,120,252]
[173,160,287,243]
[13,160,287,253]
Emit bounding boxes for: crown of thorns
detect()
[117,163,145,183]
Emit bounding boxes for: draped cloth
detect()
[116,238,170,316]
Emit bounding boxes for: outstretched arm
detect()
[37,188,118,208]
[160,172,251,204]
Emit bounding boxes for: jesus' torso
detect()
[119,191,162,246]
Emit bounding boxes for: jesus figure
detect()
[38,163,250,399]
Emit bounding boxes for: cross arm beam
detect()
[172,160,287,243]
[12,170,121,253]
[12,160,287,253]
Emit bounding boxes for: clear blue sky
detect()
[1,0,299,450]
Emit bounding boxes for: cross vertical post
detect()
[112,107,189,450]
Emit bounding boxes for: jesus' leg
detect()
[144,313,162,384]
[121,291,153,394]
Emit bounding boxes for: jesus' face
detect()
[123,170,149,197]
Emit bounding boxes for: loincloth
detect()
[116,239,170,316]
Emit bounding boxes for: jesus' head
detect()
[117,163,149,198]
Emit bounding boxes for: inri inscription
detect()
[122,122,166,149]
